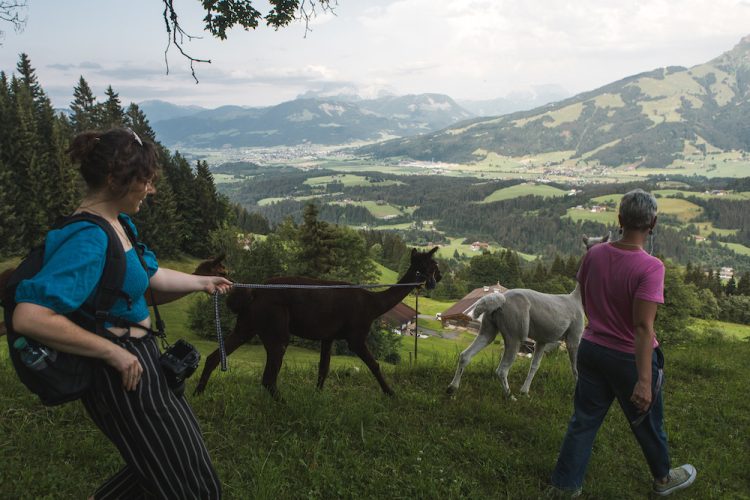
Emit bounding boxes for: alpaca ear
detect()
[429,246,438,256]
[411,248,418,258]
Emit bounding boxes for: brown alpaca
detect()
[194,247,442,398]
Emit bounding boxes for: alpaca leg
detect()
[260,339,288,399]
[447,323,497,394]
[519,342,549,395]
[194,330,253,395]
[565,325,583,383]
[317,339,334,390]
[496,337,521,398]
[347,339,394,396]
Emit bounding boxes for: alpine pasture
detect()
[1,258,749,499]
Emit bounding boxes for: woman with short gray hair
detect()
[548,189,696,497]
[619,188,659,231]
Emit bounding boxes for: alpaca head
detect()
[410,246,442,289]
[582,232,610,251]
[193,254,229,278]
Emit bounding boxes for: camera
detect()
[159,339,200,396]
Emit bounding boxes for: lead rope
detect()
[211,278,428,372]
[212,291,228,371]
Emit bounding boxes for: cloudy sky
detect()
[1,0,749,110]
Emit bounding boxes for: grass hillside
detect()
[3,257,750,498]
[1,337,748,499]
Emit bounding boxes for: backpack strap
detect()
[117,215,166,340]
[61,213,161,339]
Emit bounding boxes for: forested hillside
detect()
[0,55,245,258]
[216,163,750,272]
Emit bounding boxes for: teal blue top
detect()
[15,214,159,323]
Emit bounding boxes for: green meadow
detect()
[480,183,569,203]
[304,174,403,188]
[2,329,748,499]
[3,258,750,499]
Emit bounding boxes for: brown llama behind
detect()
[194,247,442,398]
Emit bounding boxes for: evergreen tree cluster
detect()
[0,54,261,258]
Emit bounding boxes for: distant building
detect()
[589,205,607,213]
[470,241,490,251]
[720,267,734,280]
[380,302,417,335]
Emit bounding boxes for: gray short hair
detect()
[619,189,657,230]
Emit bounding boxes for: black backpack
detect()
[2,213,146,406]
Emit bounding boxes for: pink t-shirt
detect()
[578,243,665,353]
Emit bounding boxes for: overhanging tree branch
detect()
[0,1,27,42]
[160,0,337,83]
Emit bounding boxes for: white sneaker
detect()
[653,464,697,496]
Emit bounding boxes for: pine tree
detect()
[191,160,225,256]
[550,254,566,276]
[16,54,44,105]
[14,55,74,233]
[134,176,183,258]
[0,72,16,254]
[10,76,47,247]
[737,271,750,296]
[725,276,738,296]
[325,226,377,283]
[565,255,579,278]
[0,157,18,255]
[70,76,98,133]
[98,85,125,128]
[124,103,156,141]
[298,203,338,277]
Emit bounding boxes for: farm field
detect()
[304,174,404,188]
[565,206,617,225]
[721,242,750,256]
[330,200,403,219]
[692,222,737,237]
[480,183,569,203]
[416,237,538,261]
[581,193,705,224]
[653,189,750,201]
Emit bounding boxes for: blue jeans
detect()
[551,339,670,491]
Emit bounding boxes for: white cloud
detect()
[3,0,749,107]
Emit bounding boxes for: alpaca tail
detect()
[471,293,506,319]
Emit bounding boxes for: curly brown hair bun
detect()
[68,127,159,197]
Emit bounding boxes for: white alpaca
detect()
[446,233,608,398]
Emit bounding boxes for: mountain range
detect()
[359,36,750,168]
[147,94,474,148]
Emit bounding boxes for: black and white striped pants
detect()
[81,335,221,499]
